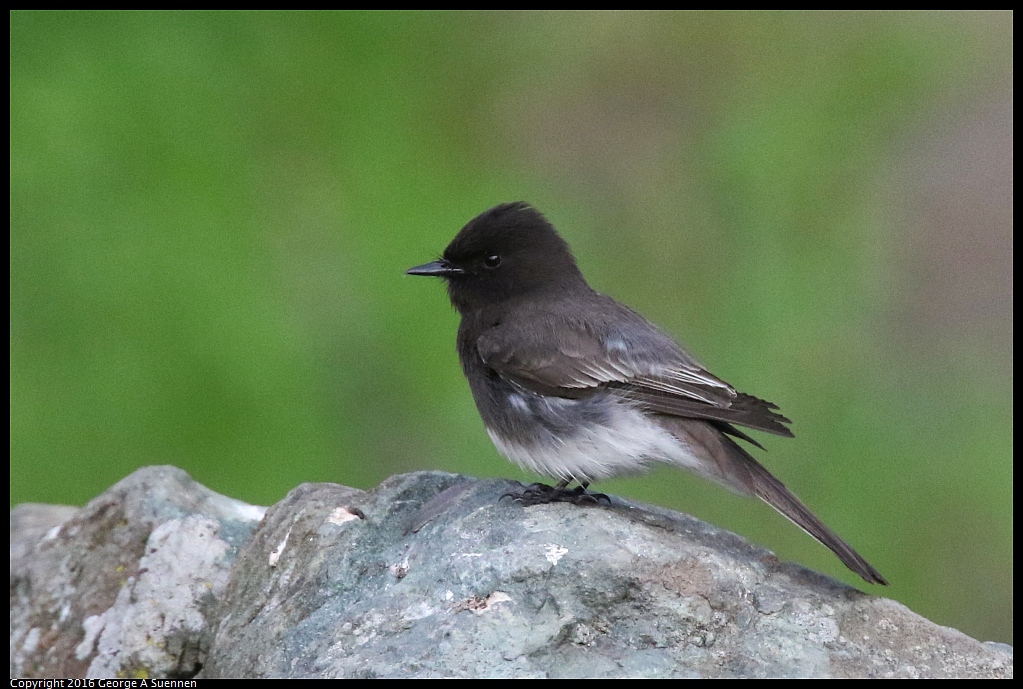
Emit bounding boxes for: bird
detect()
[406,202,887,585]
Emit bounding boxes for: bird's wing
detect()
[476,305,792,438]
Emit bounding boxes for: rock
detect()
[10,467,1012,679]
[10,466,265,679]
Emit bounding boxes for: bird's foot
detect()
[501,482,611,506]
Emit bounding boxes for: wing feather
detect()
[476,308,792,439]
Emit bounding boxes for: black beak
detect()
[406,259,464,277]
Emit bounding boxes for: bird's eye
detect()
[484,255,502,268]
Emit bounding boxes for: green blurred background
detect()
[11,12,1012,644]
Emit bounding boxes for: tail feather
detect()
[720,435,888,585]
[658,416,887,585]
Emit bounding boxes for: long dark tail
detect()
[660,416,887,585]
[721,434,888,585]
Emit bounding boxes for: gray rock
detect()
[10,466,265,679]
[10,467,1012,679]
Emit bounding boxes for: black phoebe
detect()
[407,202,887,585]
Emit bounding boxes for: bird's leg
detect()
[572,482,611,504]
[502,479,611,505]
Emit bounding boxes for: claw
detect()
[502,482,611,506]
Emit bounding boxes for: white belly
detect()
[486,399,705,484]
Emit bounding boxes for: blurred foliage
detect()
[11,11,1012,645]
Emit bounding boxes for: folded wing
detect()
[476,300,792,440]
